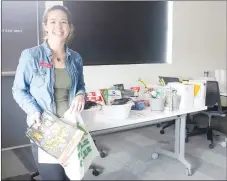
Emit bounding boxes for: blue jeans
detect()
[31,144,70,180]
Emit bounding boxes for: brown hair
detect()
[42,5,74,44]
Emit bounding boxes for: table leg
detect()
[151,115,192,176]
[178,115,192,175]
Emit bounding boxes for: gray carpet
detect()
[83,125,226,180]
[2,125,226,180]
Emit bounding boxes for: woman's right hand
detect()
[27,112,42,128]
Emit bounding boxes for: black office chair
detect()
[157,76,180,134]
[30,172,40,181]
[186,81,227,149]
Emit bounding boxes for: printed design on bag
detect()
[77,136,92,167]
[74,123,88,135]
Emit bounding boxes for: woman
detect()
[12,5,85,180]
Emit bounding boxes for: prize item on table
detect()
[86,91,106,105]
[142,87,152,103]
[130,86,141,97]
[138,78,150,88]
[110,98,132,105]
[131,100,149,110]
[106,89,122,105]
[159,78,166,86]
[164,87,181,111]
[148,86,166,111]
[182,81,201,96]
[113,84,125,92]
[150,86,164,99]
[122,89,135,98]
[99,89,108,105]
[166,83,192,110]
[112,84,135,98]
[150,97,165,111]
[101,88,133,120]
[151,90,158,98]
[98,88,122,106]
[84,101,101,110]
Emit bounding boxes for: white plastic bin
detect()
[102,103,132,120]
[150,98,165,111]
[81,107,100,124]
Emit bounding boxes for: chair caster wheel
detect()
[220,142,226,148]
[30,172,39,181]
[185,137,189,143]
[160,130,165,134]
[92,169,100,176]
[151,153,159,159]
[100,150,107,158]
[156,123,161,128]
[209,144,214,149]
[185,168,192,176]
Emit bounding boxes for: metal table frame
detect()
[90,114,192,176]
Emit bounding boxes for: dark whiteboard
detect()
[1,76,30,148]
[2,1,39,73]
[2,1,169,71]
[64,1,168,65]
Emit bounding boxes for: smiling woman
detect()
[12,4,86,181]
[42,5,74,44]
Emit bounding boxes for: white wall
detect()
[83,1,226,91]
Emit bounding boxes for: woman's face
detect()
[44,10,70,43]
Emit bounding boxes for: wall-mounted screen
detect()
[64,1,170,65]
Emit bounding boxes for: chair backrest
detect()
[158,76,180,84]
[205,81,222,113]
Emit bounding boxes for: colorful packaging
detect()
[107,89,122,105]
[86,91,105,105]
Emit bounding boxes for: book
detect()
[26,111,85,164]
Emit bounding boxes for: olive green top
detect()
[54,68,71,117]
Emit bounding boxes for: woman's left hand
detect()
[69,94,85,113]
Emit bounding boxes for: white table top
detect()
[86,106,207,132]
[220,92,227,97]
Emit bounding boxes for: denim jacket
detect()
[12,42,86,116]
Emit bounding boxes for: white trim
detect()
[45,1,63,9]
[1,144,32,151]
[0,0,2,161]
[166,1,173,64]
[36,1,40,45]
[1,72,16,76]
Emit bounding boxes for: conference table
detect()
[220,92,227,97]
[220,92,227,107]
[87,106,207,176]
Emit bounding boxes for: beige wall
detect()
[83,1,226,90]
